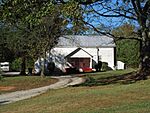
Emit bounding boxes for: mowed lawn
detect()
[86,68,136,79]
[1,69,150,113]
[0,76,57,94]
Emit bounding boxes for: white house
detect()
[47,35,116,72]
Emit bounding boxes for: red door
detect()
[68,58,90,68]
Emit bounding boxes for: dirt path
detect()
[0,76,85,105]
[0,86,16,91]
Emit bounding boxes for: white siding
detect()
[99,48,115,69]
[71,49,91,58]
[81,48,97,68]
[117,61,125,69]
[83,47,115,69]
[51,47,115,70]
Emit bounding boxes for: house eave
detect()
[55,45,116,48]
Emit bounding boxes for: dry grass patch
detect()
[0,76,57,94]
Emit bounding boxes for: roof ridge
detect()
[58,35,115,47]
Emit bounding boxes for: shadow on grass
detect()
[78,72,149,86]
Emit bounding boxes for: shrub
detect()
[26,57,34,69]
[65,67,78,74]
[101,62,112,71]
[10,58,22,71]
[0,68,3,81]
[81,76,97,86]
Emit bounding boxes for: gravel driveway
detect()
[0,75,85,105]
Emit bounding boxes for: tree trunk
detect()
[138,30,150,79]
[40,58,46,77]
[40,50,47,77]
[20,56,26,75]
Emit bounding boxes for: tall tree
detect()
[29,13,65,76]
[57,0,150,79]
[0,24,15,62]
[0,0,83,75]
[0,0,62,75]
[112,24,140,68]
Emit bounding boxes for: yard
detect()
[1,68,150,113]
[0,76,57,94]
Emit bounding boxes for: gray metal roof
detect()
[57,35,115,47]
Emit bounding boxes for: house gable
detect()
[65,48,93,58]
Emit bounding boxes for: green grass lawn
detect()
[0,76,57,94]
[86,68,136,79]
[82,68,138,86]
[1,68,150,113]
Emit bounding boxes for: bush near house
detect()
[0,68,3,80]
[65,67,79,74]
[101,62,113,71]
[10,58,22,71]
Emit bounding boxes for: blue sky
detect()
[82,0,139,32]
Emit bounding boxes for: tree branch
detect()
[57,0,100,5]
[82,20,142,42]
[75,0,100,5]
[131,0,139,16]
[82,20,113,37]
[136,0,142,14]
[143,0,150,14]
[90,5,137,20]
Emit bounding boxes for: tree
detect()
[112,23,140,68]
[2,0,149,79]
[0,23,30,73]
[0,0,59,75]
[29,13,65,76]
[0,0,84,76]
[117,39,140,68]
[0,24,15,62]
[58,0,150,79]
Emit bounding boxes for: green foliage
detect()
[0,0,85,59]
[82,75,97,86]
[112,23,135,38]
[0,0,71,75]
[60,1,86,34]
[112,24,140,68]
[1,0,55,25]
[26,57,34,68]
[10,58,22,71]
[0,75,3,81]
[0,68,3,81]
[101,62,113,71]
[0,0,85,76]
[0,24,15,62]
[116,39,140,68]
